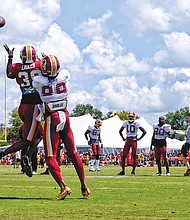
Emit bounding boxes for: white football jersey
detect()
[33,69,70,102]
[87,125,101,140]
[153,123,171,140]
[122,120,141,137]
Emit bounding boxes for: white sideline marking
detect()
[87,176,129,178]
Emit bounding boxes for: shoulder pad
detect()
[58,69,70,80]
[33,75,48,83]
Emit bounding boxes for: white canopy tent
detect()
[70,113,95,147]
[37,114,184,152]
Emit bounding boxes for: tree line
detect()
[0,104,189,145]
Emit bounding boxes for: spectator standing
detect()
[14,151,21,169]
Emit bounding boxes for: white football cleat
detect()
[95,168,101,172]
[89,167,95,172]
[155,173,163,176]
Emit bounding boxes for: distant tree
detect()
[7,108,22,143]
[117,111,128,120]
[71,104,103,119]
[104,110,117,119]
[117,111,139,121]
[165,107,189,130]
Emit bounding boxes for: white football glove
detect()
[56,111,66,132]
[36,104,44,122]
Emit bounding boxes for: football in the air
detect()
[0,16,6,28]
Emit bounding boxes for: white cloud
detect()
[171,80,190,94]
[1,0,190,126]
[162,32,190,66]
[82,37,150,75]
[37,23,82,68]
[97,77,160,109]
[0,0,60,42]
[152,50,169,66]
[122,0,171,35]
[73,10,113,38]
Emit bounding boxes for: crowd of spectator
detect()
[1,147,190,169]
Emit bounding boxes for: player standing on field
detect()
[150,116,171,176]
[0,44,43,177]
[118,112,146,176]
[84,119,103,172]
[33,54,91,200]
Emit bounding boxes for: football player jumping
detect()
[19,123,44,175]
[84,119,103,172]
[150,116,171,176]
[0,44,43,177]
[118,112,147,176]
[33,54,91,200]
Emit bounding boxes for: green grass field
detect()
[0,164,189,220]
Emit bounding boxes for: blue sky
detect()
[1,0,190,126]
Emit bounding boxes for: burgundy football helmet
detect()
[20,45,37,64]
[95,119,102,127]
[40,55,60,78]
[128,112,136,121]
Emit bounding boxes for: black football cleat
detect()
[184,169,190,176]
[21,155,33,177]
[117,171,125,175]
[40,168,49,175]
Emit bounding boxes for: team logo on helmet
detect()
[128,112,136,121]
[40,55,60,78]
[20,45,37,64]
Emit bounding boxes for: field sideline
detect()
[0,165,189,220]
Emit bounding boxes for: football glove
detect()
[3,44,15,59]
[56,111,66,132]
[88,140,91,145]
[101,143,103,148]
[41,52,46,58]
[169,133,175,139]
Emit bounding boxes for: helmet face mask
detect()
[158,116,165,125]
[40,55,60,78]
[95,119,102,127]
[128,112,136,122]
[20,45,37,64]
